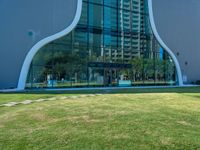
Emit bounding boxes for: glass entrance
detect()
[104,68,118,86]
[26,0,178,89]
[88,62,132,87]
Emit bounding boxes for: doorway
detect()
[104,69,118,87]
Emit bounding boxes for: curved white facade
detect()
[1,0,200,90]
[148,0,183,86]
[150,0,200,84]
[0,0,82,91]
[17,0,83,90]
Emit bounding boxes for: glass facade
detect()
[26,0,177,89]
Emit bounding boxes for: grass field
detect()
[0,87,200,149]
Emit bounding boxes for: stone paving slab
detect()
[3,102,19,107]
[48,97,57,101]
[21,100,33,105]
[59,96,68,100]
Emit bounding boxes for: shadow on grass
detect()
[1,86,200,95]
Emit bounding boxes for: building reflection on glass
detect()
[26,0,177,88]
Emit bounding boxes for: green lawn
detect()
[0,87,200,149]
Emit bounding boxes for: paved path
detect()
[0,94,103,107]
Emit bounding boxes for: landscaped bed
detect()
[0,87,200,149]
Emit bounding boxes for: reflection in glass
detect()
[26,0,177,89]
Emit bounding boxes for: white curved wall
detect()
[0,0,82,90]
[17,0,82,90]
[148,0,183,85]
[150,0,200,84]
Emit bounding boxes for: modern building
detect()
[1,0,200,90]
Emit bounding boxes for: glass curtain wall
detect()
[26,0,177,89]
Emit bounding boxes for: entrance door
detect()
[87,62,132,87]
[104,69,118,87]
